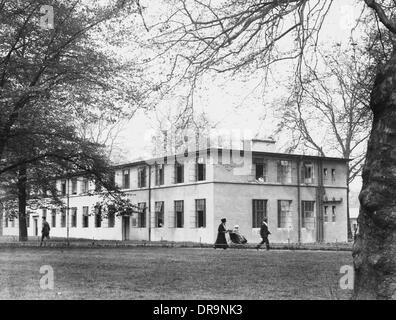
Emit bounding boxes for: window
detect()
[277,160,292,183]
[81,179,89,193]
[71,207,77,228]
[42,209,47,219]
[122,169,130,189]
[51,209,56,228]
[95,206,102,228]
[155,164,164,186]
[155,201,164,227]
[61,180,67,196]
[82,206,89,228]
[195,199,206,228]
[278,200,292,228]
[174,200,184,228]
[331,169,336,182]
[255,162,267,181]
[196,158,206,181]
[323,168,328,179]
[303,162,314,183]
[324,206,328,222]
[138,167,147,188]
[11,217,15,228]
[94,180,101,192]
[175,162,184,183]
[61,208,66,228]
[5,216,8,228]
[138,203,146,228]
[302,201,315,229]
[108,205,115,228]
[252,200,267,228]
[332,206,336,222]
[26,214,30,228]
[71,178,77,195]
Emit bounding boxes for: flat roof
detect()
[113,147,350,169]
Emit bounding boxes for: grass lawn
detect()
[0,247,353,300]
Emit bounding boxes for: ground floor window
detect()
[252,199,267,227]
[332,206,336,222]
[138,203,146,228]
[5,216,8,228]
[278,200,292,228]
[82,206,89,228]
[95,206,102,228]
[51,209,56,228]
[71,208,77,228]
[155,201,164,227]
[61,208,66,228]
[195,199,206,228]
[26,214,30,228]
[108,205,115,228]
[174,200,184,228]
[324,206,328,222]
[302,201,315,229]
[11,218,15,228]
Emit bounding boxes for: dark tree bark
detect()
[17,164,28,242]
[353,49,396,299]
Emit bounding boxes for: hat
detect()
[234,225,239,229]
[221,218,226,223]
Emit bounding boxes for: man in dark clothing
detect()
[256,218,270,250]
[40,216,50,247]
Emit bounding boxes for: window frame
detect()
[252,199,267,228]
[195,199,206,228]
[155,201,164,228]
[277,200,292,229]
[174,200,184,228]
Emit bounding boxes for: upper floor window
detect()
[302,162,314,184]
[175,161,184,184]
[331,169,336,182]
[155,164,164,186]
[71,178,77,195]
[81,179,89,193]
[252,199,267,228]
[324,206,328,222]
[138,167,147,188]
[277,160,292,184]
[255,161,267,182]
[61,180,67,196]
[122,169,130,189]
[196,162,206,181]
[278,200,292,228]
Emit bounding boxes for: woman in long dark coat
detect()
[214,218,229,249]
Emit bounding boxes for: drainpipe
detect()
[148,164,152,242]
[297,157,301,244]
[66,177,70,246]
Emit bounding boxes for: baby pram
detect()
[229,225,247,244]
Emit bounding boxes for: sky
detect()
[112,0,368,193]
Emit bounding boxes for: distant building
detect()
[1,140,349,243]
[350,207,359,237]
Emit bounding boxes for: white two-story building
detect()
[1,140,349,244]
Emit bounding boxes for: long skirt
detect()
[214,232,228,249]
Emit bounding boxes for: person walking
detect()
[214,218,229,249]
[256,218,270,250]
[40,216,51,247]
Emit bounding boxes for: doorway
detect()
[33,217,38,236]
[122,216,130,241]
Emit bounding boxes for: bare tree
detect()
[140,0,396,299]
[276,45,373,238]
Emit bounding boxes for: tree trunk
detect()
[17,165,28,242]
[352,50,396,300]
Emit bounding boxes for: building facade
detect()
[1,141,349,244]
